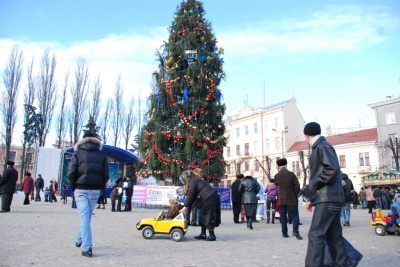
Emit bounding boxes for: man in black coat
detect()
[231,173,244,223]
[303,122,354,267]
[34,174,44,202]
[0,161,19,212]
[67,132,109,257]
[274,158,302,239]
[341,172,354,226]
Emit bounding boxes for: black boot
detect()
[194,226,207,240]
[205,230,216,241]
[248,218,253,230]
[272,211,275,224]
[266,211,270,224]
[246,216,250,228]
[391,215,398,228]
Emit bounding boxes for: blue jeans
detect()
[361,200,367,209]
[279,205,300,236]
[375,197,382,209]
[74,189,100,252]
[341,202,351,224]
[305,203,346,267]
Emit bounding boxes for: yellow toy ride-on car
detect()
[136,211,188,242]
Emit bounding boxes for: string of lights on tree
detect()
[136,0,227,182]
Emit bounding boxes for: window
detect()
[245,125,249,135]
[227,130,230,141]
[9,151,16,161]
[391,156,399,170]
[296,161,300,176]
[254,123,258,134]
[365,152,370,166]
[255,161,259,171]
[292,161,296,172]
[359,153,364,166]
[385,111,396,124]
[236,145,240,155]
[236,127,240,137]
[25,152,32,163]
[359,152,370,166]
[275,137,280,150]
[264,119,269,131]
[265,139,270,151]
[339,155,346,168]
[226,164,231,174]
[236,162,242,173]
[245,161,250,171]
[227,147,231,157]
[253,141,258,153]
[244,143,249,156]
[274,117,280,129]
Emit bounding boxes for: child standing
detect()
[60,183,68,204]
[240,205,246,223]
[44,187,50,202]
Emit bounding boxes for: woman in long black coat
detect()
[238,171,260,230]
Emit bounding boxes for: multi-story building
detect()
[368,96,400,171]
[0,145,35,180]
[286,128,379,192]
[223,98,305,187]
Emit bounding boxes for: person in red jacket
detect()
[20,172,34,205]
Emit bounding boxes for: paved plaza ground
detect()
[1,193,399,266]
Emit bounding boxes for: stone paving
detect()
[1,193,399,267]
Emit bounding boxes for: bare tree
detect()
[100,98,113,144]
[387,137,399,171]
[299,150,309,188]
[20,57,36,176]
[37,48,57,147]
[89,74,102,122]
[71,58,89,143]
[122,96,136,150]
[1,44,23,167]
[255,155,273,180]
[54,71,69,148]
[111,74,124,147]
[65,106,75,145]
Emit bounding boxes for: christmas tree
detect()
[137,0,226,183]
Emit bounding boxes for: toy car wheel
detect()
[170,228,184,242]
[142,226,155,239]
[375,225,386,236]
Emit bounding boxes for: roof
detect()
[65,144,139,164]
[287,128,378,153]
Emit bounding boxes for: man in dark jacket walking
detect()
[304,122,361,267]
[274,158,302,239]
[67,132,109,257]
[0,161,18,212]
[341,172,354,226]
[231,173,244,223]
[34,174,44,202]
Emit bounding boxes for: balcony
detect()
[357,166,371,173]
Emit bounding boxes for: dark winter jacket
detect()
[308,136,344,205]
[274,167,300,206]
[239,176,260,204]
[341,173,354,203]
[34,177,44,190]
[184,177,217,209]
[231,178,242,204]
[67,136,109,191]
[20,176,34,194]
[373,188,382,198]
[0,166,18,194]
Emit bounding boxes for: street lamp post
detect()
[273,126,288,158]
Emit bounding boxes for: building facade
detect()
[222,98,305,187]
[286,128,379,192]
[368,96,400,171]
